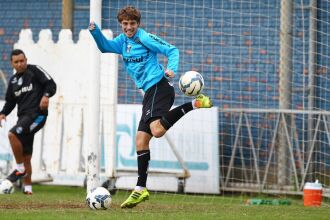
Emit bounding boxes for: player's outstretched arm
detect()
[88,21,122,54]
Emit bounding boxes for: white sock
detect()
[16,163,25,173]
[134,186,145,191]
[24,185,32,193]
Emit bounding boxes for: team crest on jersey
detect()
[126,44,132,53]
[17,77,23,86]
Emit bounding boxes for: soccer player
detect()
[0,49,56,195]
[89,6,212,208]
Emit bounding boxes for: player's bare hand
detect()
[40,96,49,111]
[89,21,96,31]
[0,114,6,127]
[165,69,174,78]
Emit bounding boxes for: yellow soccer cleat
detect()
[194,94,213,108]
[120,188,150,208]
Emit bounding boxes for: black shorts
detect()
[138,77,175,135]
[10,113,47,155]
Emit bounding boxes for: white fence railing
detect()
[220,109,330,197]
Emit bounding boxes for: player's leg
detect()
[121,122,152,208]
[144,77,212,138]
[135,131,152,189]
[7,132,27,182]
[151,101,194,137]
[23,154,33,195]
[7,114,46,184]
[143,77,176,138]
[8,132,24,165]
[151,94,213,137]
[6,116,30,183]
[22,135,34,195]
[22,114,46,195]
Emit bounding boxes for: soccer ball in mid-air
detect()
[179,71,204,96]
[86,187,112,210]
[0,179,14,194]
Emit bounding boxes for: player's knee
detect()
[149,119,166,138]
[151,126,165,138]
[135,131,152,149]
[151,131,164,138]
[136,137,146,148]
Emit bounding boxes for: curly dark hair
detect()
[117,6,141,24]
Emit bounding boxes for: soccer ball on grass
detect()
[179,71,204,96]
[86,187,112,210]
[0,179,14,194]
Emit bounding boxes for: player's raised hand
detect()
[0,114,6,127]
[89,21,96,31]
[165,69,174,78]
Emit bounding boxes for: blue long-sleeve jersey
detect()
[89,24,179,92]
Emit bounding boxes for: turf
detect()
[0,185,329,220]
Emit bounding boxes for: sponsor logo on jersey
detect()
[123,56,144,63]
[14,83,33,96]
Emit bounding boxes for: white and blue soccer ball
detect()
[179,71,204,96]
[0,179,14,194]
[86,187,112,210]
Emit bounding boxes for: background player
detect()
[0,49,57,195]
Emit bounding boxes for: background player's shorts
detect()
[138,77,175,134]
[10,113,47,155]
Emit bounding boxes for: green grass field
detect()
[0,185,329,220]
